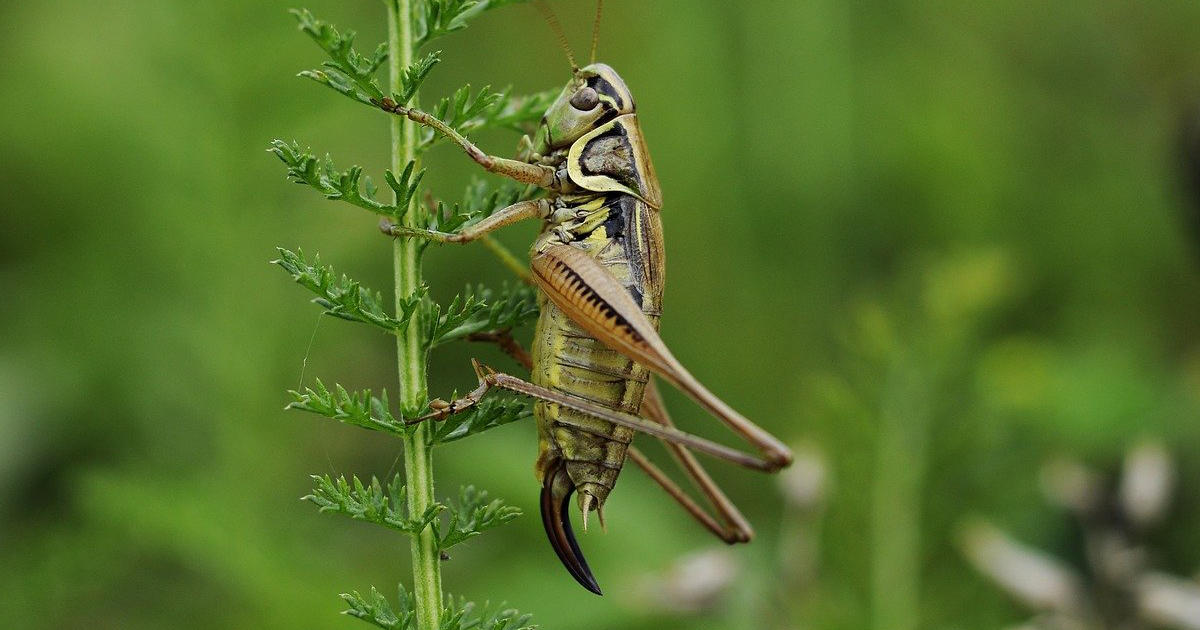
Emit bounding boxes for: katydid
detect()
[379,0,793,595]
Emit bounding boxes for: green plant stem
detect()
[388,1,442,628]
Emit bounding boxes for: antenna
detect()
[535,0,579,72]
[589,0,604,64]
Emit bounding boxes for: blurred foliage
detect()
[1,1,1200,629]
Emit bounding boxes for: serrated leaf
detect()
[342,584,415,630]
[341,585,534,630]
[415,0,492,49]
[437,486,522,551]
[292,9,386,105]
[413,1,535,49]
[440,597,535,630]
[393,51,441,107]
[273,247,423,331]
[287,377,411,436]
[269,140,421,220]
[426,283,539,347]
[383,160,426,216]
[417,85,506,153]
[305,473,444,535]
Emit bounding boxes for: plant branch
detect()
[388,2,442,629]
[279,5,543,625]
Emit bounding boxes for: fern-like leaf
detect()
[393,52,441,107]
[342,586,534,630]
[286,378,411,436]
[270,140,423,220]
[305,473,443,535]
[342,584,416,630]
[417,84,503,152]
[274,247,423,331]
[413,0,530,49]
[437,486,522,551]
[428,284,540,347]
[441,597,535,630]
[292,9,387,105]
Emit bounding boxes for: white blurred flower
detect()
[1137,572,1200,630]
[1120,441,1175,529]
[959,519,1085,613]
[630,548,741,615]
[777,444,827,510]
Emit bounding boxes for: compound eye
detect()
[569,87,600,111]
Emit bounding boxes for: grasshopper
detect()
[378,1,793,595]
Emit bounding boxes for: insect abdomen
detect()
[534,300,649,503]
[531,193,664,505]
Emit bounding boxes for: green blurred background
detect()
[3,1,1200,628]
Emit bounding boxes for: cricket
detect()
[377,0,794,595]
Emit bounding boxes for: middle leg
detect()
[412,361,783,472]
[380,197,549,244]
